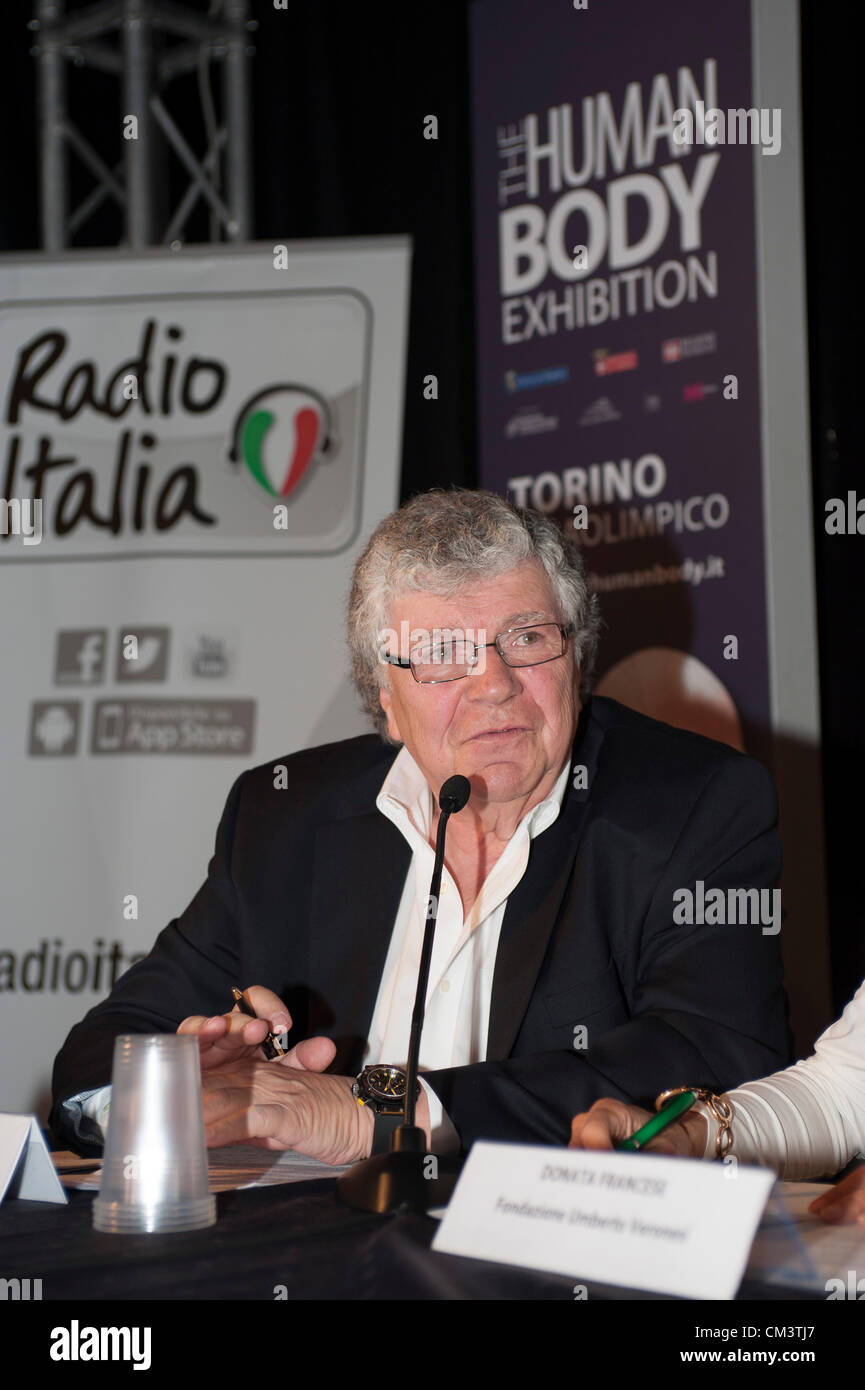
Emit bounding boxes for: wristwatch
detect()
[352,1064,420,1156]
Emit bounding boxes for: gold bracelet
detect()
[655,1086,734,1160]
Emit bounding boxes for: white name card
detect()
[432,1141,775,1300]
[0,1114,67,1205]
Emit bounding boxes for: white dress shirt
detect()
[368,746,571,1147]
[700,978,865,1177]
[67,747,571,1152]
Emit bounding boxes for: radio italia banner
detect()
[0,237,409,1113]
[470,0,771,755]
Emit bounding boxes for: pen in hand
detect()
[616,1089,696,1151]
[231,986,287,1061]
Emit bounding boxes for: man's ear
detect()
[379,687,402,744]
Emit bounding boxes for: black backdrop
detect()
[0,0,861,1016]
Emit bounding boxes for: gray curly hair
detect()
[347,489,602,742]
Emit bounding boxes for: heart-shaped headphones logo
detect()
[228,385,335,499]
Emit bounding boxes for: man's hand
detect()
[809,1167,865,1226]
[177,985,336,1074]
[569,1097,707,1157]
[200,1062,432,1166]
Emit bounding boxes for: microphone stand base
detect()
[336,1150,463,1215]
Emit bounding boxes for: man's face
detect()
[378,561,581,810]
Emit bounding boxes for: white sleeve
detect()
[706,979,865,1177]
[418,1077,461,1154]
[61,1085,112,1144]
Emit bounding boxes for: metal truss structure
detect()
[31,0,254,250]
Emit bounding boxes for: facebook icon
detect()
[54,629,108,686]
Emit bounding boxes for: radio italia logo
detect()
[228,385,335,500]
[0,294,365,558]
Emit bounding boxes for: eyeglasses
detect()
[380,622,574,684]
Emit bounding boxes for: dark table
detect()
[0,1176,822,1302]
[2,1181,589,1301]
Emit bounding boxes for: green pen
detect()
[616,1088,697,1151]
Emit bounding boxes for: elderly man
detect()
[51,489,790,1162]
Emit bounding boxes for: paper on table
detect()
[433,1141,776,1300]
[744,1180,865,1293]
[2,1116,68,1205]
[206,1146,352,1189]
[53,1146,351,1192]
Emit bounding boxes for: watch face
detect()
[364,1064,407,1103]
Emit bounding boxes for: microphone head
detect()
[439,775,471,815]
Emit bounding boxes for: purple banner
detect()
[470,0,770,754]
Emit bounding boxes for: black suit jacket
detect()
[50,696,790,1153]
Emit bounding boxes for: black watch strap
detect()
[370,1109,404,1156]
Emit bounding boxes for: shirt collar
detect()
[376,743,571,847]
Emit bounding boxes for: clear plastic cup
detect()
[93,1034,216,1234]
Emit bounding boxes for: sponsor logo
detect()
[114,627,170,682]
[592,349,638,377]
[186,631,235,678]
[0,294,366,560]
[36,626,248,755]
[504,365,569,393]
[227,384,335,500]
[662,331,717,364]
[53,629,107,685]
[682,381,719,403]
[90,698,255,755]
[0,939,145,993]
[28,701,80,755]
[504,408,559,438]
[578,396,622,427]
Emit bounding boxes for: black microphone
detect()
[338,774,470,1214]
[403,775,470,1130]
[438,774,471,816]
